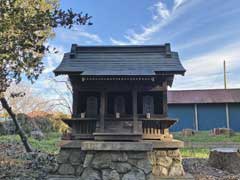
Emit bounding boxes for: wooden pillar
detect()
[72,84,78,118]
[162,81,168,117]
[100,91,105,133]
[132,88,138,133]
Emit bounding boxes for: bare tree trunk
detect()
[0,96,33,152]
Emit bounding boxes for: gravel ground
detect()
[183,158,240,180]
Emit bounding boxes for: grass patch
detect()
[0,132,61,154]
[173,131,240,143]
[180,148,209,158]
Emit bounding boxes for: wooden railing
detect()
[142,120,163,139]
[141,118,176,140]
[76,120,97,134]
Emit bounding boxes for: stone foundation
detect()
[49,140,188,180]
[149,149,184,176]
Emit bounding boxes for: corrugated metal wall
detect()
[168,104,195,131]
[168,103,240,132]
[229,103,240,131]
[197,104,227,130]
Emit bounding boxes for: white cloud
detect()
[172,42,240,89]
[43,45,65,74]
[60,28,103,44]
[111,0,191,45]
[109,38,129,45]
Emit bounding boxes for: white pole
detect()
[226,103,230,129]
[194,104,199,131]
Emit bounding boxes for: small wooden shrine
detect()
[54,44,185,141]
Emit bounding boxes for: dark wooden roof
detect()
[168,89,240,104]
[54,44,186,76]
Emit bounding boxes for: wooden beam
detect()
[132,88,138,133]
[100,91,105,133]
[162,81,168,117]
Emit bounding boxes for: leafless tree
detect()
[48,76,73,115]
[0,83,59,115]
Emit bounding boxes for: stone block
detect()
[167,149,180,157]
[57,149,71,164]
[136,159,152,174]
[122,168,146,180]
[112,162,132,174]
[102,169,120,180]
[128,152,146,159]
[83,153,94,168]
[80,168,101,180]
[92,152,112,169]
[58,164,75,175]
[111,152,128,162]
[151,140,184,149]
[76,165,84,176]
[81,141,153,151]
[157,156,172,168]
[69,151,82,165]
[168,163,185,176]
[156,150,167,157]
[152,166,168,176]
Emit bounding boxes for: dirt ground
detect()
[1,142,240,180]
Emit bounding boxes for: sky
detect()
[31,0,240,101]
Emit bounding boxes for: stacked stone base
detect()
[48,140,191,180]
[150,149,184,177]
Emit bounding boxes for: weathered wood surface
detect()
[209,148,240,174]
